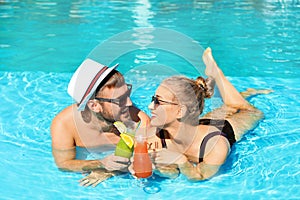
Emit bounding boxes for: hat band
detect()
[79,66,109,106]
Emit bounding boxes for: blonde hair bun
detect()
[195,76,215,98]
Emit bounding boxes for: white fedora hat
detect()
[68,58,119,111]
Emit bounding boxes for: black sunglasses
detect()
[95,84,132,107]
[151,96,178,106]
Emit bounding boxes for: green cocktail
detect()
[114,121,135,158]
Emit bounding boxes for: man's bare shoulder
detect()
[51,104,78,149]
[52,104,75,122]
[51,104,77,136]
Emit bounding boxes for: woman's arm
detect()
[153,164,180,179]
[129,106,150,128]
[164,152,221,181]
[154,135,229,181]
[179,135,229,181]
[178,161,220,181]
[155,150,220,181]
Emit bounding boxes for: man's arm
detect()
[52,147,128,172]
[50,107,128,172]
[52,147,103,172]
[51,110,103,172]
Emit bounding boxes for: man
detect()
[51,58,149,172]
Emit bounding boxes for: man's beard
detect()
[95,107,132,130]
[95,109,129,123]
[119,110,130,121]
[94,111,115,132]
[95,111,115,123]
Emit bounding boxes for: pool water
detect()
[1,0,299,199]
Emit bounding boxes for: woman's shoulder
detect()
[201,130,230,165]
[196,124,219,136]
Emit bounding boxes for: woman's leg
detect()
[202,47,252,110]
[202,48,265,140]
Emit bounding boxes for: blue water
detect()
[1,0,300,199]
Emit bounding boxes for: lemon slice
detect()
[120,133,134,148]
[113,121,127,134]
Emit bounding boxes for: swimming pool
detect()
[1,0,299,199]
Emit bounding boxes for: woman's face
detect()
[148,85,180,128]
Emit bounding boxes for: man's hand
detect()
[100,154,130,171]
[79,169,115,187]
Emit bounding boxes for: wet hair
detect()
[161,76,215,124]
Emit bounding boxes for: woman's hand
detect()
[153,149,188,166]
[128,157,155,178]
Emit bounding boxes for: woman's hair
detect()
[161,75,215,124]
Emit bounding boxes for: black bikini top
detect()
[157,119,236,163]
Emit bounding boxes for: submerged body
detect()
[146,47,271,181]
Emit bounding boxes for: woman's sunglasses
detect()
[151,96,178,106]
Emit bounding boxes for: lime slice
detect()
[120,133,134,148]
[113,121,127,134]
[115,139,133,158]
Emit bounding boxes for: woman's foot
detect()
[240,88,274,98]
[202,47,220,79]
[202,47,253,109]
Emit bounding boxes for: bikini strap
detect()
[199,131,227,163]
[158,129,167,148]
[199,119,236,146]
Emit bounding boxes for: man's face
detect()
[96,84,133,122]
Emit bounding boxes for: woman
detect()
[146,47,271,181]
